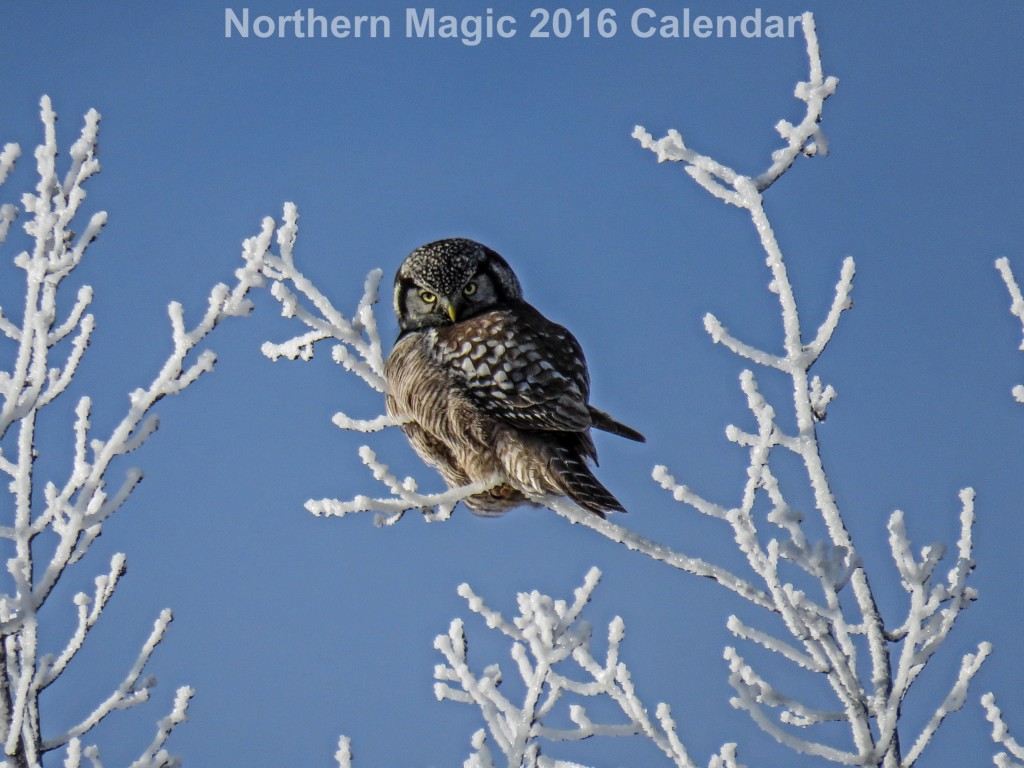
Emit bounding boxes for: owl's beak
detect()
[441,298,457,322]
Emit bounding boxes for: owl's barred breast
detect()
[385,307,621,515]
[385,324,531,514]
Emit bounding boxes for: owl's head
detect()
[393,238,523,333]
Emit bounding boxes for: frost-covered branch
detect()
[306,446,499,526]
[253,203,385,390]
[127,685,195,768]
[995,257,1024,403]
[44,611,174,751]
[0,97,259,764]
[433,569,744,768]
[334,736,353,768]
[544,496,773,611]
[632,15,837,200]
[983,693,1024,768]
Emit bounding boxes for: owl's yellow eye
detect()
[463,282,477,297]
[420,290,437,304]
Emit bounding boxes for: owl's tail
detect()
[497,430,628,517]
[589,406,646,443]
[550,447,627,518]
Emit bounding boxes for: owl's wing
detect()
[435,304,594,435]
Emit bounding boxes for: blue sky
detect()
[1,1,1023,766]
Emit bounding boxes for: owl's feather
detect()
[434,305,592,434]
[588,406,646,444]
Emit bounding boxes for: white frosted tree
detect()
[244,13,995,768]
[0,98,261,766]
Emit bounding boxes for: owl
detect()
[384,238,644,517]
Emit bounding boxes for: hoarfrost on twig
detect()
[305,447,498,526]
[335,735,353,768]
[995,257,1024,402]
[254,204,385,390]
[983,693,1024,768]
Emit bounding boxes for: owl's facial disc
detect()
[419,288,456,321]
[423,284,462,321]
[394,238,523,333]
